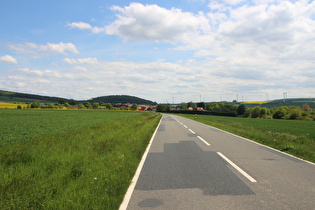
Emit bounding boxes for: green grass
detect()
[179,114,315,163]
[0,109,161,209]
[0,109,145,147]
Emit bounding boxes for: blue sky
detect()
[1,0,315,103]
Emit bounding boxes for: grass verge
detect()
[179,114,315,163]
[0,110,161,209]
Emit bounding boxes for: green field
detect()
[180,114,315,163]
[0,109,161,209]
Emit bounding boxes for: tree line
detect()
[25,101,139,110]
[157,102,315,121]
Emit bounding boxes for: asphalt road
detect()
[121,114,315,209]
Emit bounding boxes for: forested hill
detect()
[0,90,157,105]
[0,90,69,103]
[88,95,157,105]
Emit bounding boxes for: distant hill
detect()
[0,90,69,103]
[87,95,157,105]
[242,98,315,109]
[0,90,157,105]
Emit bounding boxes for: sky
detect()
[0,0,315,103]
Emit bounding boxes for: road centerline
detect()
[188,129,195,134]
[197,136,210,146]
[217,152,257,183]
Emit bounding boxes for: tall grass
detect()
[0,110,161,209]
[180,114,315,163]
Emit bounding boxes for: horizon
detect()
[1,1,314,103]
[1,88,314,105]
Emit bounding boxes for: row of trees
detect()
[245,104,314,120]
[27,101,139,110]
[158,102,315,121]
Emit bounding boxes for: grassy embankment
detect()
[0,109,161,209]
[180,114,315,163]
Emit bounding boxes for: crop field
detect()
[0,109,161,209]
[0,102,28,109]
[180,114,315,163]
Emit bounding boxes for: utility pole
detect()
[283,92,287,103]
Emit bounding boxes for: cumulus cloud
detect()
[0,55,18,64]
[63,57,99,65]
[17,68,71,78]
[67,22,106,33]
[73,66,87,72]
[105,2,211,42]
[9,42,79,55]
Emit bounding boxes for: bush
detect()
[30,101,40,108]
[260,108,267,117]
[302,111,309,117]
[92,102,100,109]
[251,107,261,118]
[243,109,251,118]
[289,110,301,120]
[237,104,246,115]
[78,103,84,109]
[84,102,92,109]
[273,109,286,119]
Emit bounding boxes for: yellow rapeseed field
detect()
[241,101,271,105]
[0,102,28,109]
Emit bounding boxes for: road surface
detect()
[121,114,315,209]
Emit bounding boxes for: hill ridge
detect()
[0,90,157,105]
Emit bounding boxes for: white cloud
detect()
[63,57,99,65]
[9,42,79,55]
[17,68,72,78]
[67,22,106,33]
[73,66,87,72]
[0,55,18,64]
[223,0,246,5]
[105,2,211,42]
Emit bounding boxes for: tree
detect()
[131,103,138,110]
[303,104,311,112]
[251,106,261,118]
[64,102,70,108]
[106,103,113,110]
[84,102,92,109]
[180,102,187,110]
[273,107,286,119]
[289,109,301,120]
[78,103,84,109]
[92,102,100,109]
[260,108,267,117]
[31,101,40,108]
[156,104,170,112]
[48,103,54,109]
[17,105,22,109]
[197,102,205,109]
[237,104,246,115]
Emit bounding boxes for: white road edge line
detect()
[119,116,162,210]
[217,152,257,183]
[188,129,195,134]
[197,136,210,146]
